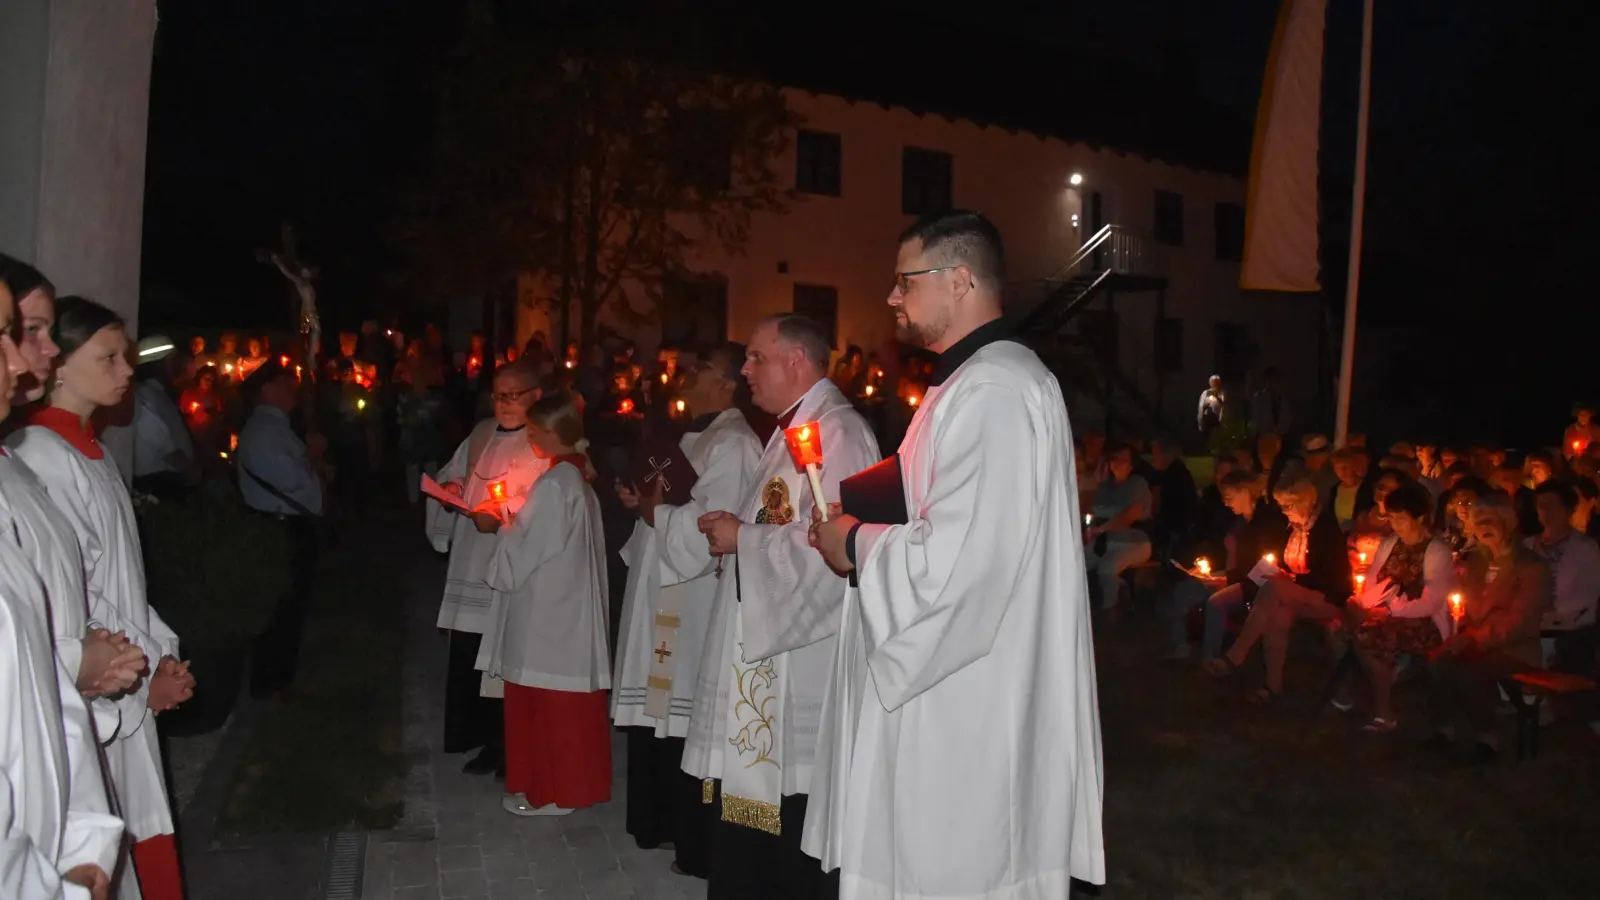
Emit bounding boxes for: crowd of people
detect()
[1083,404,1600,759]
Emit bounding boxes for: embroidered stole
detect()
[643,582,688,720]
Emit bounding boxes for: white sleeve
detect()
[485,473,571,594]
[656,432,760,584]
[427,433,475,552]
[1389,540,1454,619]
[736,413,880,661]
[853,384,1040,712]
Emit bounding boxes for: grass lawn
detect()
[1095,612,1600,898]
[217,505,411,838]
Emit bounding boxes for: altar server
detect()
[807,211,1105,898]
[426,359,547,774]
[689,316,880,900]
[476,394,611,817]
[612,343,760,874]
[8,297,196,900]
[0,281,125,900]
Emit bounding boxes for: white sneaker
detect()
[501,794,574,817]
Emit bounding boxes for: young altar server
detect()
[0,280,125,900]
[612,343,761,874]
[426,359,548,775]
[476,393,611,817]
[690,315,880,900]
[8,297,197,900]
[807,211,1105,898]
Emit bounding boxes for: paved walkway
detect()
[360,552,707,900]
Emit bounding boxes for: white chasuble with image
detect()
[681,379,879,835]
[802,341,1107,899]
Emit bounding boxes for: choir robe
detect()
[0,452,124,888]
[426,421,547,752]
[476,460,610,693]
[680,379,878,886]
[7,421,181,849]
[803,339,1106,899]
[612,408,761,852]
[0,537,125,900]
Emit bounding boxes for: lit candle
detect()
[223,363,234,375]
[674,399,686,413]
[229,433,239,451]
[864,384,875,397]
[1574,440,1582,453]
[1358,551,1368,565]
[1084,514,1093,527]
[219,451,229,460]
[618,397,635,415]
[660,372,669,384]
[187,401,200,414]
[782,422,828,522]
[565,360,575,369]
[1354,573,1366,590]
[1196,557,1212,577]
[487,480,508,504]
[1263,553,1276,566]
[356,398,366,411]
[907,394,920,407]
[280,354,290,367]
[1449,592,1464,621]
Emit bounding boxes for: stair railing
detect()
[1047,224,1164,283]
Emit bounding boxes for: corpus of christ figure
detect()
[265,222,322,366]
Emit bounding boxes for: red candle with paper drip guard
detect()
[487,479,510,522]
[783,422,829,521]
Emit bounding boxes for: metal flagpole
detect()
[1333,0,1374,446]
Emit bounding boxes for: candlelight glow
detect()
[280,355,290,366]
[187,401,200,414]
[1449,592,1464,618]
[660,372,669,384]
[1196,558,1212,576]
[1354,573,1366,589]
[565,360,575,369]
[357,398,367,411]
[488,481,508,503]
[1264,553,1276,565]
[864,384,875,397]
[1085,514,1093,527]
[229,433,239,451]
[674,399,686,413]
[1358,551,1368,565]
[1575,441,1582,451]
[223,363,234,374]
[219,451,229,460]
[783,422,825,467]
[907,394,920,407]
[618,398,635,415]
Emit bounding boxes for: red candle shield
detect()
[487,480,508,503]
[784,422,824,468]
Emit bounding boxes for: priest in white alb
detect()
[612,343,761,876]
[807,210,1105,899]
[425,359,548,775]
[690,315,880,900]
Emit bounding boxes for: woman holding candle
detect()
[1161,470,1287,660]
[6,296,196,899]
[1204,477,1351,703]
[476,393,611,816]
[1426,493,1549,763]
[1343,482,1456,731]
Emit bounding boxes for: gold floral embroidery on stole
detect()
[728,644,778,768]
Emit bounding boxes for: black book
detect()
[839,455,908,525]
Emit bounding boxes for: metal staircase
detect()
[1008,225,1179,440]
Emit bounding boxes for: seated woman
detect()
[1344,482,1455,731]
[1348,468,1406,559]
[1204,477,1352,702]
[1525,481,1600,693]
[1427,493,1549,763]
[1328,447,1373,532]
[1084,443,1153,610]
[1161,470,1287,660]
[1439,477,1493,556]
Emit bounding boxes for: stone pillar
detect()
[1,0,157,329]
[0,0,157,477]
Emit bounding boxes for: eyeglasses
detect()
[491,386,537,403]
[893,267,961,295]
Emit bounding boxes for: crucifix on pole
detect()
[261,222,323,368]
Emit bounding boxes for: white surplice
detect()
[427,421,550,634]
[680,379,879,834]
[8,426,180,844]
[803,341,1106,899]
[0,537,125,900]
[0,452,124,884]
[476,461,610,692]
[613,408,762,736]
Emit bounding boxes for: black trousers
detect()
[249,514,320,698]
[622,728,715,876]
[442,630,503,754]
[707,785,837,900]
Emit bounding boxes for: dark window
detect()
[669,111,732,193]
[1213,321,1252,382]
[661,276,729,348]
[796,130,842,196]
[1214,202,1245,261]
[902,147,953,215]
[1154,190,1185,246]
[792,284,839,348]
[1157,317,1184,373]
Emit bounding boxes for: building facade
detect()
[514,88,1321,439]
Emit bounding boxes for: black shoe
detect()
[463,746,503,775]
[1468,741,1500,766]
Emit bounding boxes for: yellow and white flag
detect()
[1241,0,1327,292]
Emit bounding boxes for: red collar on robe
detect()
[28,406,105,459]
[552,453,593,481]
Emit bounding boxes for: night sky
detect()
[140,0,1597,442]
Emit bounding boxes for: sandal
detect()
[1245,685,1280,706]
[1202,657,1238,679]
[1361,717,1398,733]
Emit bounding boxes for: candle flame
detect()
[1264,553,1276,565]
[907,394,920,407]
[864,384,875,396]
[488,481,508,502]
[675,399,686,412]
[280,355,290,366]
[229,433,239,451]
[223,363,233,373]
[356,398,367,411]
[1449,592,1463,617]
[565,360,575,369]
[1196,558,1212,576]
[188,402,200,413]
[799,425,811,442]
[660,372,669,383]
[618,398,634,414]
[1358,551,1368,564]
[1084,514,1093,526]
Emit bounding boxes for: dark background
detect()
[140,0,1598,445]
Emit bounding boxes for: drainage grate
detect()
[321,831,366,900]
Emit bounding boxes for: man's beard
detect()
[894,310,949,349]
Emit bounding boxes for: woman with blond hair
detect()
[1204,476,1352,703]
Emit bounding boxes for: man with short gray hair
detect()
[687,315,880,899]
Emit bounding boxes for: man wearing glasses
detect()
[425,359,548,777]
[806,210,1107,897]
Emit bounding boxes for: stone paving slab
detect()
[361,552,705,900]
